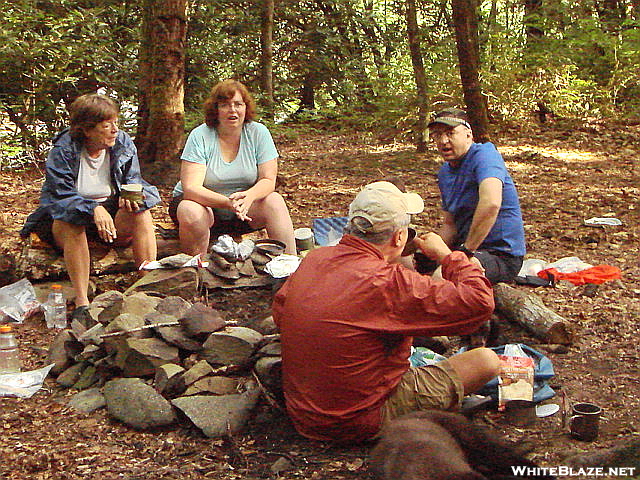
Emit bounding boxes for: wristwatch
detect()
[457,244,475,258]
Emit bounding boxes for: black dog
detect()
[369,410,555,480]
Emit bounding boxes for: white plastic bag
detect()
[0,364,55,398]
[264,254,301,278]
[545,256,592,273]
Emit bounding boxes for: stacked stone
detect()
[47,290,281,437]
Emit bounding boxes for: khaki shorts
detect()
[380,360,464,425]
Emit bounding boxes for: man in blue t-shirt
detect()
[426,108,526,284]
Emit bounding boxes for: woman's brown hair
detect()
[203,79,256,128]
[68,94,119,141]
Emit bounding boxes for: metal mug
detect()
[294,227,314,252]
[570,402,602,441]
[120,183,144,206]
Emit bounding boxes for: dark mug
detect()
[401,227,417,257]
[570,402,602,441]
[504,399,536,426]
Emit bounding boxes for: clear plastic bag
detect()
[545,256,593,273]
[0,278,40,323]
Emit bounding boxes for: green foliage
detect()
[1,0,640,161]
[0,0,139,154]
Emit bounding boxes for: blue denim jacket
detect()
[21,129,160,236]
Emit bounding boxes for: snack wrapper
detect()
[498,344,534,411]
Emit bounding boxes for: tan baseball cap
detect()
[348,181,424,233]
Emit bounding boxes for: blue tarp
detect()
[312,216,348,246]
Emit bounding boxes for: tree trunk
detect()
[297,72,316,112]
[260,0,275,119]
[632,0,640,20]
[405,0,429,152]
[362,0,385,75]
[597,0,626,31]
[315,0,376,110]
[451,0,490,142]
[524,0,544,42]
[135,0,187,175]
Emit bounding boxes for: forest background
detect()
[0,1,639,479]
[1,0,639,172]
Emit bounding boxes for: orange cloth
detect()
[538,265,621,286]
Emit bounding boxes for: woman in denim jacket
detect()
[21,94,159,322]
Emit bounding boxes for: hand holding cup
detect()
[414,232,452,263]
[120,184,144,211]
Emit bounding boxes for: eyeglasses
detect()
[218,101,246,111]
[98,119,118,130]
[429,128,464,142]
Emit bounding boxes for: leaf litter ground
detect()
[0,120,638,479]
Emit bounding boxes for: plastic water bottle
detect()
[0,324,21,374]
[45,284,67,329]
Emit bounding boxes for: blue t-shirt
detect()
[438,142,526,256]
[172,121,278,198]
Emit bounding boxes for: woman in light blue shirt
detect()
[169,80,295,255]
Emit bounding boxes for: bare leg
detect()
[248,192,296,254]
[175,199,214,256]
[447,347,500,394]
[115,209,157,266]
[52,220,91,307]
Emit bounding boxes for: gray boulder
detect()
[104,378,175,429]
[47,329,77,375]
[68,387,106,413]
[122,292,160,319]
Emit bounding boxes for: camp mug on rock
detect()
[570,402,602,441]
[294,228,314,252]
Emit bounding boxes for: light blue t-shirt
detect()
[172,121,278,198]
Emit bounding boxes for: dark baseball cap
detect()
[427,108,472,129]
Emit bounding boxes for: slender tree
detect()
[260,0,275,119]
[136,0,187,172]
[451,0,489,142]
[406,0,429,152]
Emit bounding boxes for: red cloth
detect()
[538,265,621,286]
[272,235,494,443]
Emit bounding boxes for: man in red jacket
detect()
[273,181,500,443]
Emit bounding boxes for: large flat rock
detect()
[104,377,175,429]
[171,379,260,437]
